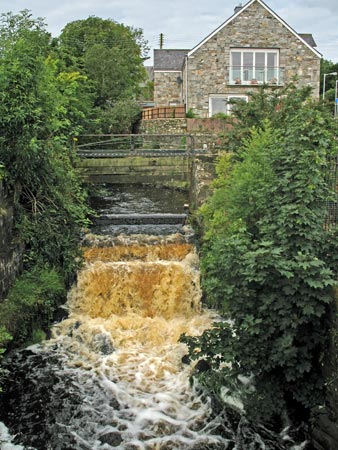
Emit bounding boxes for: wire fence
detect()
[324,155,338,229]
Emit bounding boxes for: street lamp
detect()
[322,72,337,100]
[335,80,338,117]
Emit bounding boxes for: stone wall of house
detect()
[154,72,183,106]
[0,181,22,300]
[182,1,320,117]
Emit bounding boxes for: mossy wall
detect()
[0,181,22,300]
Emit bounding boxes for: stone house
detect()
[153,0,321,117]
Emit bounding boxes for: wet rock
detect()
[311,410,338,450]
[99,431,123,447]
[181,354,190,365]
[92,333,114,355]
[236,417,289,450]
[194,359,211,373]
[67,320,81,337]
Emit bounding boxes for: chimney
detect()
[234,3,243,13]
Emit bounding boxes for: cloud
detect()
[0,0,337,61]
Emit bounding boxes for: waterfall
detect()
[1,232,233,449]
[0,185,307,449]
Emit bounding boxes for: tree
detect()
[58,16,148,106]
[0,11,90,280]
[0,11,92,357]
[320,58,338,100]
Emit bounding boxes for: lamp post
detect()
[335,80,338,117]
[322,72,337,100]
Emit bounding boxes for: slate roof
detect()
[298,33,317,48]
[154,49,189,71]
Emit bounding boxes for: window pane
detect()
[243,52,253,81]
[231,52,241,66]
[243,52,253,66]
[231,67,241,82]
[267,52,277,67]
[211,98,227,115]
[255,53,265,66]
[267,53,277,82]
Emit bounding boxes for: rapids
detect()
[1,233,232,449]
[0,185,308,449]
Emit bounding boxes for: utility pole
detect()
[159,33,164,49]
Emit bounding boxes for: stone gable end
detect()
[183,1,320,117]
[153,1,320,116]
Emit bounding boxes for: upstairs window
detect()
[230,49,281,85]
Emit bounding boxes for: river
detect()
[0,184,308,449]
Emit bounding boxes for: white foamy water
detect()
[40,235,228,449]
[1,233,230,449]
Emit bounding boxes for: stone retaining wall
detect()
[139,118,188,135]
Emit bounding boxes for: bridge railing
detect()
[74,134,197,158]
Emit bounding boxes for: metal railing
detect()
[324,155,338,229]
[229,66,284,85]
[74,134,197,158]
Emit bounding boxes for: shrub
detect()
[184,89,338,423]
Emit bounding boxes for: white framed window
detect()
[230,49,281,85]
[209,94,248,116]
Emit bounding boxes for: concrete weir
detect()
[93,213,187,226]
[77,155,190,186]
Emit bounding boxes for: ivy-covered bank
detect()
[0,8,149,374]
[182,85,338,446]
[0,13,91,370]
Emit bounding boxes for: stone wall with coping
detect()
[139,118,187,135]
[139,118,232,151]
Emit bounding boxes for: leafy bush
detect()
[186,108,197,118]
[0,265,65,347]
[91,99,142,134]
[185,88,338,424]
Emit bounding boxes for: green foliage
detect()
[90,99,141,134]
[186,108,197,118]
[0,11,91,283]
[211,112,228,119]
[199,121,275,239]
[222,83,314,154]
[139,80,154,101]
[187,87,338,423]
[0,265,65,347]
[320,58,338,101]
[59,16,148,106]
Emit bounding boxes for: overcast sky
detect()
[0,0,337,63]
